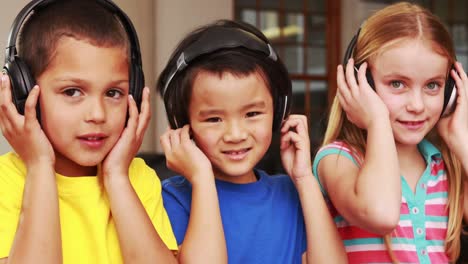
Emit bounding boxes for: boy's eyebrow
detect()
[198,101,267,116]
[241,101,267,111]
[52,77,129,85]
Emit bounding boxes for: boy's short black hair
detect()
[18,0,129,79]
[156,19,292,130]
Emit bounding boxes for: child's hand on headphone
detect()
[0,73,54,168]
[280,114,313,183]
[337,59,390,130]
[101,87,151,181]
[438,62,468,158]
[160,124,213,185]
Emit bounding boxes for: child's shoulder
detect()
[162,175,186,185]
[0,152,26,174]
[0,152,26,191]
[314,140,364,167]
[128,157,163,191]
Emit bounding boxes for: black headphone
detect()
[344,27,457,117]
[3,0,144,115]
[161,26,291,130]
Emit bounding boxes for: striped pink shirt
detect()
[312,140,450,263]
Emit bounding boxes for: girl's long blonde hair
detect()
[323,2,465,262]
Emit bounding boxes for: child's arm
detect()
[437,62,468,222]
[318,61,401,235]
[280,114,347,263]
[0,75,62,263]
[101,87,177,264]
[160,124,227,264]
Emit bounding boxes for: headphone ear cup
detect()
[129,64,144,112]
[272,95,285,131]
[3,56,35,115]
[352,64,375,90]
[441,72,457,117]
[365,69,375,89]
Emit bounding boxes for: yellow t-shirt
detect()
[0,152,177,263]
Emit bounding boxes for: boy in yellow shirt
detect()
[0,0,225,263]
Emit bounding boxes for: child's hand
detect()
[438,62,468,158]
[101,87,151,179]
[337,59,389,129]
[280,115,312,182]
[160,124,212,185]
[0,74,54,167]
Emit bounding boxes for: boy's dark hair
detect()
[156,19,292,130]
[18,0,129,79]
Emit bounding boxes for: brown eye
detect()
[63,88,82,97]
[205,117,222,123]
[246,112,261,118]
[106,89,124,99]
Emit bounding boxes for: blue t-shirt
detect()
[162,169,307,264]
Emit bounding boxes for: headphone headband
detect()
[161,27,278,97]
[4,0,145,114]
[343,27,361,66]
[6,0,142,66]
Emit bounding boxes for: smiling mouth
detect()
[400,120,424,125]
[222,148,251,160]
[222,148,250,155]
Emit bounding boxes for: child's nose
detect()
[85,98,106,123]
[406,89,425,113]
[223,121,248,143]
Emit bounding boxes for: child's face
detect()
[371,38,448,147]
[37,37,129,176]
[188,70,274,183]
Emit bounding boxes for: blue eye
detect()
[426,82,440,90]
[390,81,403,89]
[63,88,82,97]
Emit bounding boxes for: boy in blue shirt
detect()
[156,19,346,263]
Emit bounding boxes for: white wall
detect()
[0,0,232,155]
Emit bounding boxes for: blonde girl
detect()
[312,2,467,263]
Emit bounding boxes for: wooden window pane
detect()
[307,0,326,13]
[291,80,306,114]
[285,13,304,43]
[260,0,280,9]
[433,0,449,21]
[454,0,467,22]
[285,0,303,12]
[236,0,255,8]
[307,46,326,75]
[285,45,304,74]
[237,9,257,26]
[259,10,279,31]
[306,15,326,45]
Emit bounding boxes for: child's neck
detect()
[396,143,426,193]
[214,169,258,184]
